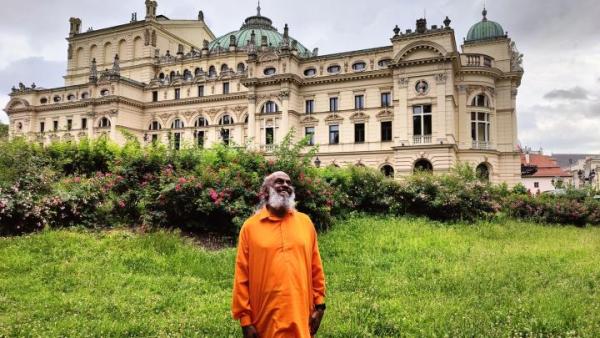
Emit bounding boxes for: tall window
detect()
[354,123,365,143]
[174,88,181,100]
[173,132,181,150]
[67,119,72,131]
[219,114,233,125]
[195,131,205,148]
[40,122,45,132]
[221,128,230,145]
[262,101,278,113]
[81,118,87,130]
[329,125,339,144]
[98,117,111,128]
[171,119,184,129]
[381,121,392,141]
[305,126,315,145]
[305,99,314,114]
[149,121,162,130]
[354,95,364,110]
[329,97,338,112]
[53,120,59,131]
[198,85,204,97]
[381,92,391,107]
[471,112,490,144]
[208,66,216,77]
[266,127,274,145]
[152,91,158,102]
[413,105,432,136]
[195,117,208,127]
[223,82,230,94]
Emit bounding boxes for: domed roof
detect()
[466,8,506,42]
[208,5,313,57]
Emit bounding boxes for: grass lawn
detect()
[1,217,600,337]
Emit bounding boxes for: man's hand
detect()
[242,325,259,338]
[309,308,325,336]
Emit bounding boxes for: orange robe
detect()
[232,206,326,337]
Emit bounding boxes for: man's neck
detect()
[266,204,289,218]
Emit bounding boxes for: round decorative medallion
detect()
[415,80,429,95]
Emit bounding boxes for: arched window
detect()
[378,58,392,68]
[244,115,249,123]
[81,92,89,99]
[414,159,433,173]
[148,121,162,130]
[40,97,48,104]
[53,95,62,103]
[237,63,246,73]
[476,163,490,182]
[261,101,279,113]
[304,68,317,77]
[98,117,111,128]
[194,67,203,77]
[171,119,184,129]
[208,66,217,77]
[100,89,110,96]
[219,114,233,125]
[183,69,192,80]
[67,94,76,101]
[352,61,366,71]
[381,165,395,178]
[194,117,208,127]
[472,94,489,107]
[220,64,229,73]
[17,122,23,131]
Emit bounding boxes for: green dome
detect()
[466,9,506,42]
[208,7,313,57]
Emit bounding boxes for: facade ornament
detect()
[69,17,81,37]
[31,83,36,89]
[198,10,204,21]
[89,58,98,82]
[229,35,237,47]
[415,80,429,95]
[144,29,150,46]
[68,43,73,60]
[202,40,209,50]
[112,54,120,74]
[151,30,157,47]
[435,73,447,84]
[279,90,290,99]
[393,25,400,37]
[443,16,451,28]
[19,82,25,91]
[398,77,409,87]
[312,47,318,56]
[457,84,467,93]
[11,86,17,93]
[510,41,524,72]
[177,44,184,55]
[511,88,518,98]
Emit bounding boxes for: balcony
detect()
[413,135,432,145]
[461,54,494,68]
[260,144,275,152]
[472,141,491,150]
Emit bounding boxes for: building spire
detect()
[257,1,261,16]
[482,1,488,21]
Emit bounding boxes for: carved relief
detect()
[151,30,157,47]
[376,110,394,121]
[398,77,409,88]
[349,112,370,123]
[324,113,344,124]
[435,73,447,84]
[144,29,150,46]
[300,115,319,126]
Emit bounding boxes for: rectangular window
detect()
[53,120,58,131]
[381,92,391,107]
[354,123,365,143]
[152,91,158,102]
[40,122,45,133]
[329,97,338,112]
[223,82,230,94]
[196,131,204,148]
[354,95,364,110]
[67,119,72,131]
[173,132,181,150]
[534,182,539,188]
[222,128,230,145]
[151,134,158,144]
[198,85,204,97]
[381,121,392,141]
[174,88,181,100]
[329,124,339,144]
[81,118,87,130]
[305,99,314,114]
[471,112,490,143]
[305,126,315,145]
[413,104,432,136]
[266,127,274,145]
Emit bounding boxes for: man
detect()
[232,171,326,337]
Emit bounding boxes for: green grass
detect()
[1,217,600,337]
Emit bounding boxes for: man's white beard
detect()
[268,186,296,211]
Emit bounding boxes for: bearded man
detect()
[232,171,326,337]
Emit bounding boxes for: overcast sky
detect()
[1,0,599,154]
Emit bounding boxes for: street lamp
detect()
[314,157,321,168]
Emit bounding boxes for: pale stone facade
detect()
[4,3,524,185]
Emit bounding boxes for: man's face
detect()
[270,174,294,198]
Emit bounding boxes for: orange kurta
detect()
[232,206,326,338]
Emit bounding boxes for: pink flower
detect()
[209,189,219,202]
[73,177,81,183]
[175,184,182,192]
[178,177,187,184]
[118,200,126,208]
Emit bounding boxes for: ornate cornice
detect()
[300,69,392,86]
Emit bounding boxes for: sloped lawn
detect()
[1,217,599,337]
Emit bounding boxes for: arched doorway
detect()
[476,163,491,182]
[414,159,433,173]
[381,165,395,178]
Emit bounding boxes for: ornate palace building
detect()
[5,2,524,184]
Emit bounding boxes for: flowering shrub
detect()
[505,194,599,226]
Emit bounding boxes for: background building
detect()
[4,1,524,184]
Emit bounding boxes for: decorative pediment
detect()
[324,113,344,124]
[349,112,370,122]
[258,52,279,63]
[394,41,447,63]
[300,115,319,126]
[5,98,30,111]
[376,110,394,121]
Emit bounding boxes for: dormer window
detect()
[100,89,110,96]
[303,68,317,77]
[40,97,48,104]
[208,66,217,77]
[67,94,76,101]
[81,92,89,99]
[377,58,392,68]
[53,95,61,103]
[264,67,276,76]
[327,65,341,74]
[99,117,111,128]
[352,62,366,71]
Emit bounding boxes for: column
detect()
[247,92,257,149]
[279,89,290,143]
